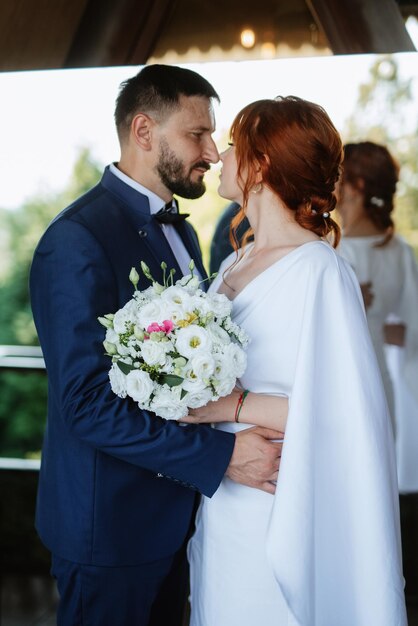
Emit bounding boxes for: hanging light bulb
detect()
[240,28,256,49]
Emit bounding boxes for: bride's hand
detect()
[179,389,241,424]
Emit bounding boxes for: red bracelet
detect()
[234,389,250,423]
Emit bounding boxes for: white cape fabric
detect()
[339,234,418,492]
[188,241,407,626]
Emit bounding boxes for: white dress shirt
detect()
[110,163,194,277]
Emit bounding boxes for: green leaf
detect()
[180,389,188,400]
[160,374,183,387]
[117,361,136,375]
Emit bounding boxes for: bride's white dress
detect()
[188,241,407,626]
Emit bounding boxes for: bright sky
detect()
[1,18,417,211]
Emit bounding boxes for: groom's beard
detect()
[156,137,209,199]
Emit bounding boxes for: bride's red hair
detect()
[229,96,342,250]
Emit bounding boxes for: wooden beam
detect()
[128,0,178,65]
[0,0,88,71]
[307,0,416,54]
[64,0,177,68]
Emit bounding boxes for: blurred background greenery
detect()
[0,56,417,458]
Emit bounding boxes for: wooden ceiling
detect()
[0,0,416,73]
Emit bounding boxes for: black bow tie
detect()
[154,201,190,225]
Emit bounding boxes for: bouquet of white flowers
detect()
[98,260,249,420]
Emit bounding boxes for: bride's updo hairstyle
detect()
[229,96,343,249]
[342,142,399,246]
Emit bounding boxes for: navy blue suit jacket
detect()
[30,166,235,566]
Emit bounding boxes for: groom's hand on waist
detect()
[226,427,283,494]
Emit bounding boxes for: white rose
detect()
[211,352,239,395]
[116,343,131,357]
[192,291,213,317]
[208,292,232,318]
[223,342,247,378]
[189,353,215,379]
[137,300,169,329]
[108,363,128,398]
[140,340,169,367]
[160,285,192,312]
[206,321,230,346]
[151,385,188,421]
[139,287,155,300]
[126,370,154,404]
[213,376,236,397]
[178,273,200,290]
[185,387,214,409]
[175,326,212,359]
[182,364,208,393]
[113,299,139,333]
[128,342,141,360]
[105,328,119,344]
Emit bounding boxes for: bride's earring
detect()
[251,183,262,194]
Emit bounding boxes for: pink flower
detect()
[146,320,174,335]
[147,322,162,334]
[161,320,174,334]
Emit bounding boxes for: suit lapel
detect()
[175,220,208,284]
[100,166,206,283]
[101,166,182,279]
[135,219,183,279]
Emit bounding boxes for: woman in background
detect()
[337,141,418,493]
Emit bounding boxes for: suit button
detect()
[156,472,164,478]
[138,230,147,237]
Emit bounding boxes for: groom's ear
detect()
[131,113,155,151]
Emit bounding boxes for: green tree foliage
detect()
[343,57,418,253]
[0,149,102,457]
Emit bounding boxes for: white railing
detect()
[0,344,45,369]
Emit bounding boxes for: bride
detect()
[181,97,407,625]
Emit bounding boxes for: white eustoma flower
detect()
[151,385,188,421]
[178,274,200,292]
[207,292,232,318]
[213,376,236,397]
[185,387,214,409]
[213,352,235,382]
[113,299,139,333]
[101,264,250,415]
[224,342,247,377]
[140,340,168,367]
[161,285,192,311]
[175,325,212,359]
[139,287,155,299]
[126,370,154,404]
[190,353,215,379]
[137,300,170,328]
[109,363,128,398]
[206,321,230,346]
[116,343,131,357]
[105,328,119,344]
[182,365,208,393]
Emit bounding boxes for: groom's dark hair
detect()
[115,64,219,142]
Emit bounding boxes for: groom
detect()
[30,64,282,626]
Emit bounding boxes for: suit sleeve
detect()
[30,217,234,497]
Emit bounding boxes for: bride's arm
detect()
[180,389,288,432]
